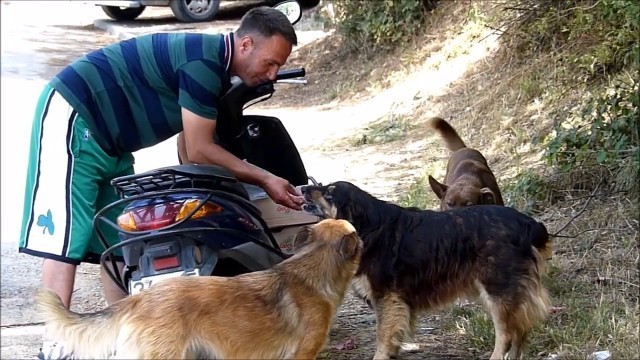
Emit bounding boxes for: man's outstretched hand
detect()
[262,175,304,211]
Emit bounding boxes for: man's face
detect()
[236,34,292,87]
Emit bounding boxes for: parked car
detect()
[94,0,320,23]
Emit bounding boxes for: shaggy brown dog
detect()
[302,181,552,360]
[35,219,363,359]
[427,116,504,210]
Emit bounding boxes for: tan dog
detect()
[35,219,363,359]
[427,117,504,210]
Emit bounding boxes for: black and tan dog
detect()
[302,181,552,360]
[35,219,363,359]
[427,116,504,210]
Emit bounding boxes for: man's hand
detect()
[262,175,304,211]
[181,108,304,210]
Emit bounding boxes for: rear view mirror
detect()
[273,0,302,26]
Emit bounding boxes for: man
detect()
[18,6,303,359]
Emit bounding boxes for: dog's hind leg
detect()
[490,305,531,360]
[397,309,421,353]
[408,308,418,340]
[480,278,550,360]
[475,285,511,360]
[293,318,331,360]
[372,293,412,360]
[505,275,551,359]
[506,329,528,360]
[486,302,512,360]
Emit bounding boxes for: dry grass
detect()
[268,0,639,357]
[394,1,640,358]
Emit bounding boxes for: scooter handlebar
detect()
[276,68,305,80]
[276,79,307,85]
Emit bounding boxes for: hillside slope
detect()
[269,1,639,358]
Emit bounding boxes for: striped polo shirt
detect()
[50,32,234,156]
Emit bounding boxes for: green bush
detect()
[503,77,639,211]
[496,0,639,212]
[499,0,640,80]
[544,77,639,177]
[502,170,552,214]
[332,0,439,53]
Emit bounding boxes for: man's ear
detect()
[292,225,313,252]
[239,35,254,53]
[480,187,497,204]
[428,175,448,200]
[337,232,360,260]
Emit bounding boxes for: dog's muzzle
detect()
[300,185,311,198]
[301,203,324,217]
[300,186,326,217]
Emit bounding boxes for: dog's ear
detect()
[428,175,448,200]
[337,232,360,260]
[480,187,497,204]
[293,226,313,252]
[325,185,335,199]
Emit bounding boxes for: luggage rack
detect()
[111,165,248,199]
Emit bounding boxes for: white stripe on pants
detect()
[25,91,76,257]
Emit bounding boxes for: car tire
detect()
[170,0,221,23]
[270,0,320,8]
[100,5,146,21]
[296,0,321,7]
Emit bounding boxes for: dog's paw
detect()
[400,342,420,352]
[332,338,357,351]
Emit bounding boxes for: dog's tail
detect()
[35,288,121,358]
[507,222,553,344]
[427,117,467,151]
[516,258,552,338]
[530,221,553,267]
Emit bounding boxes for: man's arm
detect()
[181,107,303,210]
[181,108,270,184]
[176,132,193,165]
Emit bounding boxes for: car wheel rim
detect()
[185,0,212,15]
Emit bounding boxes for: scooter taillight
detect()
[153,255,180,270]
[117,199,223,231]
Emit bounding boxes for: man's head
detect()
[232,6,298,87]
